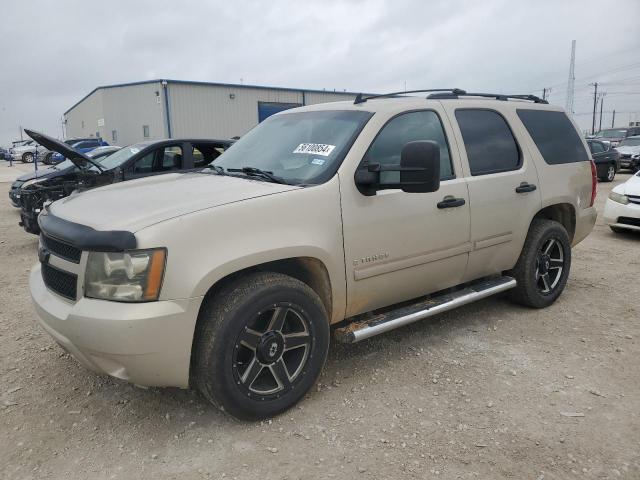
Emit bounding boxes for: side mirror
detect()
[355,141,440,195]
[399,141,440,193]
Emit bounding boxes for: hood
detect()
[48,172,300,232]
[15,165,72,183]
[618,173,640,196]
[615,145,640,155]
[24,129,103,171]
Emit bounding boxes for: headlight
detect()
[609,192,629,205]
[85,248,166,302]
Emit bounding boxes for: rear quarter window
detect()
[516,109,589,164]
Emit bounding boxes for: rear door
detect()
[443,105,542,282]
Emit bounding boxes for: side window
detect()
[364,110,454,183]
[192,144,224,168]
[132,151,155,174]
[161,145,183,171]
[455,109,521,176]
[589,141,604,154]
[516,109,589,164]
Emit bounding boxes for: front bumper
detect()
[19,209,40,234]
[30,264,203,388]
[9,187,21,207]
[603,198,640,232]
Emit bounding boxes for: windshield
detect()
[214,110,372,185]
[98,144,149,170]
[618,138,640,147]
[596,129,627,138]
[54,149,117,170]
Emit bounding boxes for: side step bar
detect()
[334,276,517,344]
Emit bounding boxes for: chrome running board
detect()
[334,276,517,343]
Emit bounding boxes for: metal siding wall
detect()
[64,82,359,144]
[64,90,104,139]
[304,92,358,105]
[169,84,306,139]
[101,82,165,146]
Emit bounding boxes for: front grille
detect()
[41,235,81,263]
[618,216,640,228]
[620,154,631,159]
[628,195,640,205]
[41,263,77,300]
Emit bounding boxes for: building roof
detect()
[64,79,364,115]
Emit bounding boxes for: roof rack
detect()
[352,89,548,105]
[353,89,466,104]
[427,91,548,104]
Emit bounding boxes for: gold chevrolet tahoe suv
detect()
[29,89,597,419]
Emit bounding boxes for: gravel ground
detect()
[1,175,639,480]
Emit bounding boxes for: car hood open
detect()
[47,171,301,232]
[24,129,103,170]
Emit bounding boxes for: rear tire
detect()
[508,219,571,309]
[193,272,329,420]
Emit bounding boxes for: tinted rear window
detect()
[517,109,589,164]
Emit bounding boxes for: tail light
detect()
[589,160,597,207]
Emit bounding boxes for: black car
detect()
[587,139,620,182]
[9,146,121,207]
[18,130,233,234]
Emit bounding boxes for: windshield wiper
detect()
[227,167,290,185]
[207,164,227,175]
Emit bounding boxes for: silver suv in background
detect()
[29,89,596,420]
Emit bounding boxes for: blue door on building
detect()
[257,102,302,122]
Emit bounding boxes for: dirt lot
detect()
[1,175,639,480]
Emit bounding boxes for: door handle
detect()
[437,196,466,209]
[515,182,537,193]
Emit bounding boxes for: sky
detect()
[1,0,639,146]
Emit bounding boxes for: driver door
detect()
[340,109,471,317]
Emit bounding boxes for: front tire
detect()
[193,272,329,420]
[22,152,34,163]
[601,164,616,182]
[508,219,571,308]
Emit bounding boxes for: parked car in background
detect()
[9,146,122,207]
[587,139,620,181]
[10,140,43,163]
[0,147,11,160]
[604,170,640,233]
[49,138,109,164]
[18,130,232,234]
[27,92,597,420]
[592,126,640,147]
[615,135,640,172]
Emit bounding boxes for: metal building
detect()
[63,79,361,145]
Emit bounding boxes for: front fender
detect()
[134,177,347,322]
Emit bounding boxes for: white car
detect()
[603,171,640,233]
[614,135,640,172]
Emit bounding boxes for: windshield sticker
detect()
[293,143,336,156]
[311,158,326,166]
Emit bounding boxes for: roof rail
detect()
[353,88,466,105]
[427,91,548,104]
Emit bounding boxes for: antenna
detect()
[565,40,576,116]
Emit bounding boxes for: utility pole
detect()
[612,109,616,128]
[19,126,23,141]
[591,82,598,135]
[598,93,605,132]
[565,40,576,116]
